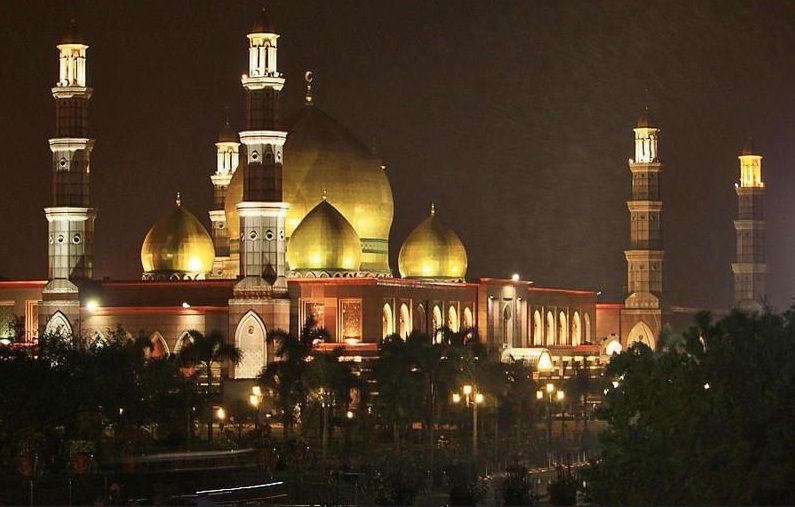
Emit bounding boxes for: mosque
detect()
[2,9,763,385]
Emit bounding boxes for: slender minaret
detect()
[625,109,663,310]
[39,20,96,337]
[234,7,288,294]
[228,8,290,379]
[46,20,96,285]
[732,139,766,312]
[209,114,239,276]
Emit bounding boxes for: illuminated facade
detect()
[0,12,603,385]
[732,139,766,312]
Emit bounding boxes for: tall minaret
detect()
[234,7,288,294]
[228,8,290,379]
[209,115,239,277]
[40,20,96,337]
[46,20,96,285]
[731,139,766,312]
[625,109,663,310]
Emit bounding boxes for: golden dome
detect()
[398,204,468,281]
[224,105,394,271]
[141,194,215,279]
[287,198,361,273]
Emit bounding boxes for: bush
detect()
[447,462,486,506]
[501,463,536,506]
[548,466,579,506]
[370,456,424,506]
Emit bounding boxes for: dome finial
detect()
[175,192,181,207]
[304,71,314,106]
[321,186,327,201]
[430,201,436,216]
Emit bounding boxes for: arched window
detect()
[463,307,474,330]
[415,305,426,334]
[89,330,107,349]
[584,313,592,343]
[382,303,394,339]
[545,311,555,346]
[627,321,655,349]
[432,305,443,333]
[149,331,170,359]
[533,310,542,346]
[448,305,459,333]
[558,311,568,345]
[173,331,193,355]
[398,303,411,338]
[572,311,581,346]
[44,311,72,338]
[502,304,513,347]
[235,311,267,379]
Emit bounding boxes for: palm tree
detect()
[178,329,242,441]
[258,317,329,437]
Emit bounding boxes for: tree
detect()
[178,329,242,441]
[585,309,795,505]
[258,317,328,437]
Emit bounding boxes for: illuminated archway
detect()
[502,304,513,347]
[572,311,581,346]
[463,307,474,330]
[235,310,267,378]
[398,303,411,338]
[558,311,568,345]
[545,311,555,346]
[89,330,107,348]
[533,310,542,346]
[415,304,426,333]
[627,321,655,349]
[149,331,170,359]
[605,339,623,356]
[448,305,459,333]
[173,331,193,355]
[382,303,394,339]
[584,313,592,343]
[44,311,72,338]
[432,305,443,333]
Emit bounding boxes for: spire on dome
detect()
[741,137,759,156]
[430,202,436,216]
[635,106,654,128]
[304,71,314,105]
[321,186,327,201]
[251,6,276,34]
[60,17,86,45]
[176,192,181,207]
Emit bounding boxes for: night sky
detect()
[2,1,795,311]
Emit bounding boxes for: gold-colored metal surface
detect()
[225,105,394,247]
[141,200,215,275]
[287,199,361,272]
[398,206,467,280]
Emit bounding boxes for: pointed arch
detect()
[89,330,108,348]
[44,311,72,338]
[235,310,267,379]
[432,305,443,343]
[545,311,555,346]
[463,307,474,330]
[572,311,582,346]
[448,305,459,333]
[149,331,170,359]
[584,313,592,343]
[398,303,411,338]
[415,304,426,334]
[173,331,193,354]
[558,311,568,345]
[533,310,542,346]
[382,303,394,339]
[627,320,655,349]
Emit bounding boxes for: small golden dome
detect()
[287,198,361,273]
[398,204,468,281]
[141,194,215,279]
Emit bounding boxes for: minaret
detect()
[209,114,239,276]
[228,8,289,379]
[731,139,766,312]
[40,19,96,337]
[625,109,663,310]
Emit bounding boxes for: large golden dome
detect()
[141,195,215,279]
[225,103,394,273]
[398,204,468,281]
[287,198,361,274]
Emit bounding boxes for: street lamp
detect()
[249,385,264,430]
[452,384,484,462]
[536,382,565,449]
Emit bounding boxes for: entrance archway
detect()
[235,311,267,378]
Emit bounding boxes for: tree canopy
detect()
[586,309,795,505]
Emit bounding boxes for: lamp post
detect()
[453,384,484,463]
[249,385,264,431]
[536,382,565,448]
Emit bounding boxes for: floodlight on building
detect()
[85,299,99,313]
